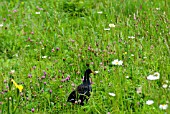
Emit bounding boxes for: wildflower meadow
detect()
[0,0,170,114]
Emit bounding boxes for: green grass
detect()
[0,0,170,113]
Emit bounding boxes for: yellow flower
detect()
[123,52,127,55]
[11,79,23,92]
[17,85,23,92]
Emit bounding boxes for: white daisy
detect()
[118,60,123,65]
[162,84,168,88]
[153,72,160,77]
[35,12,40,14]
[109,24,115,28]
[125,76,129,79]
[159,104,168,110]
[146,100,154,105]
[13,54,18,57]
[97,11,103,14]
[108,92,116,97]
[147,72,160,80]
[165,80,169,83]
[94,71,99,74]
[10,70,15,74]
[42,56,47,59]
[136,86,142,94]
[156,8,160,10]
[104,28,110,31]
[147,75,160,80]
[143,56,147,59]
[131,54,134,56]
[0,24,3,27]
[128,36,135,39]
[112,59,123,66]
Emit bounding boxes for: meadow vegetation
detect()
[0,0,170,113]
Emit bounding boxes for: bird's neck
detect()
[83,72,90,84]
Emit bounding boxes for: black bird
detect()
[67,69,93,105]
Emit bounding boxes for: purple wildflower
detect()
[28,74,32,78]
[56,47,60,51]
[43,72,47,76]
[4,80,7,83]
[3,18,6,21]
[52,48,55,52]
[13,10,17,13]
[31,31,34,35]
[31,108,35,112]
[61,79,66,82]
[41,76,46,79]
[66,75,70,80]
[88,46,91,50]
[71,83,75,87]
[33,66,36,69]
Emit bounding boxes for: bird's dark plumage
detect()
[67,69,93,105]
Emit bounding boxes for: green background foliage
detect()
[0,0,169,113]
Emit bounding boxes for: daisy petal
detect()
[109,92,116,97]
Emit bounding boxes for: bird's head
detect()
[85,69,94,75]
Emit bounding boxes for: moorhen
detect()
[67,69,93,105]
